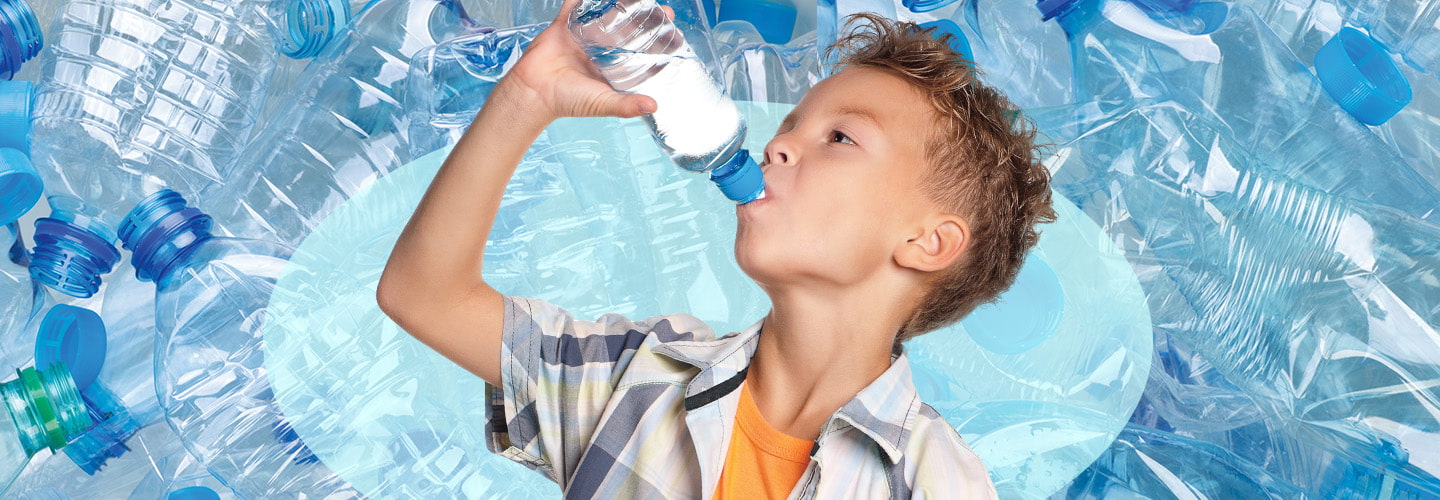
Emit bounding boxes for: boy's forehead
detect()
[785,67,936,132]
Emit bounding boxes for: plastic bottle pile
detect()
[0,0,1435,498]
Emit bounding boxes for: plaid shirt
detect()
[486,295,999,499]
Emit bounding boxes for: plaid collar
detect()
[651,319,920,464]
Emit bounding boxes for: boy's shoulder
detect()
[893,399,996,497]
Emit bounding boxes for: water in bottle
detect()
[22,0,285,298]
[114,189,359,498]
[1042,0,1440,223]
[568,0,766,203]
[0,363,91,496]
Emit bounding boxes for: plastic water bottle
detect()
[0,0,56,81]
[114,189,357,498]
[1032,99,1440,493]
[1310,27,1440,191]
[1042,0,1440,223]
[568,0,767,203]
[0,80,40,226]
[710,13,820,105]
[0,363,91,496]
[199,0,477,247]
[1061,425,1312,498]
[20,0,285,299]
[1243,0,1440,76]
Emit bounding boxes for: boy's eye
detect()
[830,131,855,145]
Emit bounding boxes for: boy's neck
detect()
[745,286,908,441]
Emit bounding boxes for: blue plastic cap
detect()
[0,0,43,79]
[919,19,972,63]
[65,383,143,474]
[34,304,107,391]
[0,80,33,152]
[903,0,959,13]
[168,487,222,500]
[717,0,796,45]
[1315,27,1411,126]
[709,150,765,204]
[0,147,40,226]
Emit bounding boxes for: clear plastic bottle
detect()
[710,15,819,106]
[200,0,477,247]
[18,0,283,299]
[0,80,40,225]
[1242,0,1440,76]
[116,189,357,499]
[1042,0,1440,223]
[0,363,92,496]
[1310,26,1440,191]
[568,0,766,203]
[1032,99,1440,494]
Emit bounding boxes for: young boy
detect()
[378,3,1053,498]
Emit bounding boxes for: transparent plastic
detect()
[114,190,360,498]
[568,0,750,173]
[0,363,91,496]
[1047,0,1440,223]
[1030,99,1440,495]
[24,0,282,298]
[1240,0,1440,75]
[200,0,477,248]
[711,20,819,105]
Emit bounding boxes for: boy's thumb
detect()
[610,93,657,118]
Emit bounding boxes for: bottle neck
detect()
[0,0,42,79]
[1,364,93,456]
[275,0,353,59]
[118,190,215,283]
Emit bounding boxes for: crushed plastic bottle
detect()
[200,0,476,247]
[111,189,357,498]
[710,18,820,105]
[21,0,283,298]
[1031,98,1440,495]
[569,0,767,203]
[1311,27,1440,191]
[1041,0,1440,223]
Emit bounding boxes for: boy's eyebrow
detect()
[778,105,882,132]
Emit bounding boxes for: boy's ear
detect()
[895,213,969,273]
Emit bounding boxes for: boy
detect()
[378,3,1053,498]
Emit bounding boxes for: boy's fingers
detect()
[601,93,657,118]
[662,6,674,21]
[555,0,580,24]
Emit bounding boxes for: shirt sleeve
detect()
[484,295,655,488]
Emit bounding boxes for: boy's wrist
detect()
[485,78,555,133]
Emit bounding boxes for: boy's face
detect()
[736,67,942,292]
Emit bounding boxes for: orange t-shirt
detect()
[713,383,816,500]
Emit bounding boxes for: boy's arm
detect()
[375,2,658,388]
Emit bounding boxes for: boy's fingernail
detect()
[641,101,657,113]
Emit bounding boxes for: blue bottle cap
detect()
[0,80,33,152]
[903,0,958,13]
[717,0,796,45]
[709,149,765,204]
[918,19,972,63]
[168,487,222,500]
[0,0,43,79]
[34,304,107,391]
[0,147,40,226]
[65,383,143,474]
[278,0,352,59]
[1315,27,1411,126]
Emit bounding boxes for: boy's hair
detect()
[827,13,1057,345]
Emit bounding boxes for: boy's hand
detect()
[497,0,666,123]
